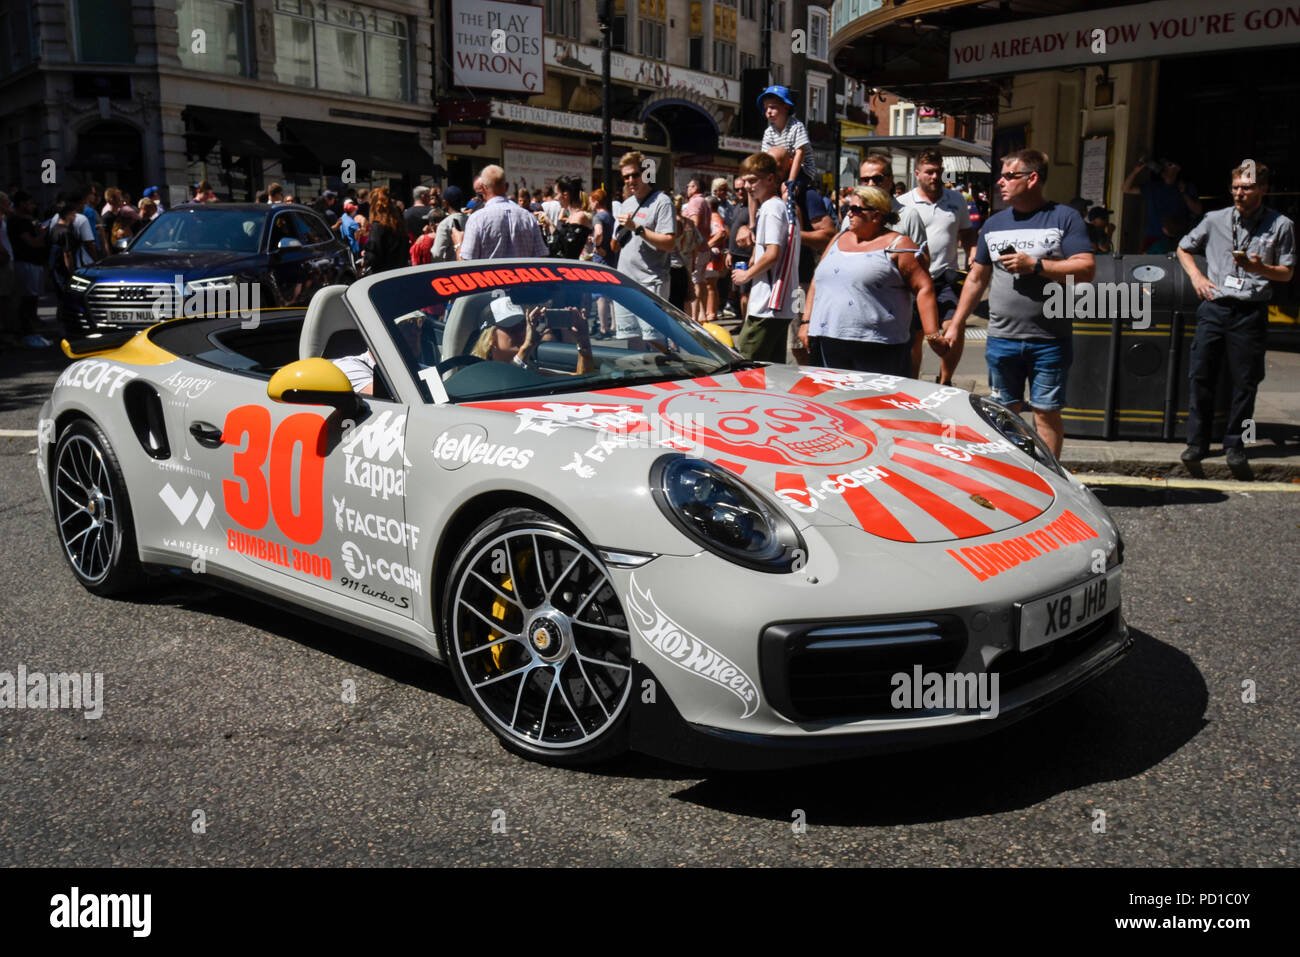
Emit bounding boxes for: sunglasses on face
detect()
[840,204,869,218]
[997,171,1032,181]
[859,174,888,186]
[621,172,639,180]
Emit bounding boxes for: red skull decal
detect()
[657,390,877,466]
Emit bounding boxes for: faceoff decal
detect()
[627,576,759,718]
[472,369,1055,543]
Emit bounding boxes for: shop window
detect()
[177,0,247,76]
[272,0,410,101]
[76,0,136,64]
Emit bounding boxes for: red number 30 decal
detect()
[222,405,327,545]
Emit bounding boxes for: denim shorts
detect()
[985,336,1072,412]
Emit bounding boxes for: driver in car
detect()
[469,295,595,375]
[333,311,426,395]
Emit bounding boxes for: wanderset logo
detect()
[0,665,103,719]
[50,888,151,937]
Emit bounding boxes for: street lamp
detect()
[598,0,613,195]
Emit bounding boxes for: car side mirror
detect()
[276,237,303,250]
[268,358,363,417]
[113,238,130,252]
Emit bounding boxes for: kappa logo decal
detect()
[159,483,216,528]
[656,390,877,468]
[627,576,759,718]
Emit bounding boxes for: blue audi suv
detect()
[66,203,356,336]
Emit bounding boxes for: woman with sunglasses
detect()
[799,186,947,376]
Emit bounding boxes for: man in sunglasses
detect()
[945,149,1094,458]
[612,150,675,348]
[853,153,927,249]
[1176,160,1294,473]
[898,149,977,382]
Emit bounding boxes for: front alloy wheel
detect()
[443,508,633,764]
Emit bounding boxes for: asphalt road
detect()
[1,348,1295,867]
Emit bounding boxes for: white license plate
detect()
[107,310,146,323]
[1017,570,1121,652]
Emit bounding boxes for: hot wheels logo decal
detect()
[627,577,759,718]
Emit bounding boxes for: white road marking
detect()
[0,429,39,437]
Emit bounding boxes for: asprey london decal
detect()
[627,576,759,718]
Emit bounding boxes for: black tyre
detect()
[441,508,633,765]
[51,419,145,596]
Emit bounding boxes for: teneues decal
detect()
[341,411,411,500]
[627,576,759,718]
[433,426,534,470]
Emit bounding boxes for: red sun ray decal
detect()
[788,376,835,398]
[731,367,767,391]
[891,437,1053,495]
[878,470,995,538]
[594,387,658,400]
[690,376,722,389]
[840,483,916,542]
[869,418,989,443]
[835,392,922,411]
[889,453,1044,522]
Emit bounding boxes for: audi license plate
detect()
[107,310,145,324]
[1017,569,1121,652]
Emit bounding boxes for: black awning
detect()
[279,117,434,174]
[365,127,437,175]
[184,106,288,160]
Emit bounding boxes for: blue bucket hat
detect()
[757,85,796,111]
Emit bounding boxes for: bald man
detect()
[458,164,548,260]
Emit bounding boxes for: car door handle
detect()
[189,422,225,448]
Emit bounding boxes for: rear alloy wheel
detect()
[443,508,633,764]
[51,419,144,595]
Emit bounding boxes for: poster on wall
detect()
[1079,136,1110,210]
[451,0,544,95]
[502,140,591,193]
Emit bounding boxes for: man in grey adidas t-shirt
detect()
[946,149,1094,457]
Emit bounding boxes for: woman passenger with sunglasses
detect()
[799,186,947,376]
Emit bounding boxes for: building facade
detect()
[0,0,438,207]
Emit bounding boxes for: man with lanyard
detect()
[1177,160,1294,472]
[613,151,675,349]
[898,149,976,382]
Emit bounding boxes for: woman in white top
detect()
[799,186,946,377]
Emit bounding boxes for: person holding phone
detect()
[944,150,1094,458]
[1176,161,1295,471]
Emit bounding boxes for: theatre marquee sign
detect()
[949,0,1300,79]
[452,0,544,94]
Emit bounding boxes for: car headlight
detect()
[970,395,1067,478]
[69,274,93,294]
[650,455,806,573]
[1108,530,1124,568]
[184,275,236,294]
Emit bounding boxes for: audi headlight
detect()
[651,456,805,573]
[69,274,93,294]
[184,275,236,294]
[970,395,1067,478]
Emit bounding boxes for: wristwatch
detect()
[635,224,645,237]
[1032,258,1044,276]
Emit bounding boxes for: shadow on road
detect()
[1092,486,1230,508]
[665,627,1207,825]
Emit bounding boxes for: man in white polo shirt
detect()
[897,149,976,382]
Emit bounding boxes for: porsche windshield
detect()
[365,265,745,402]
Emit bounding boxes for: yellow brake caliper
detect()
[490,572,513,670]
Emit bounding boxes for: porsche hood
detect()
[468,364,1057,544]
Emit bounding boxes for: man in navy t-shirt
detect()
[945,149,1095,457]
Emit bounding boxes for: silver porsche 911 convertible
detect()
[38,259,1128,768]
